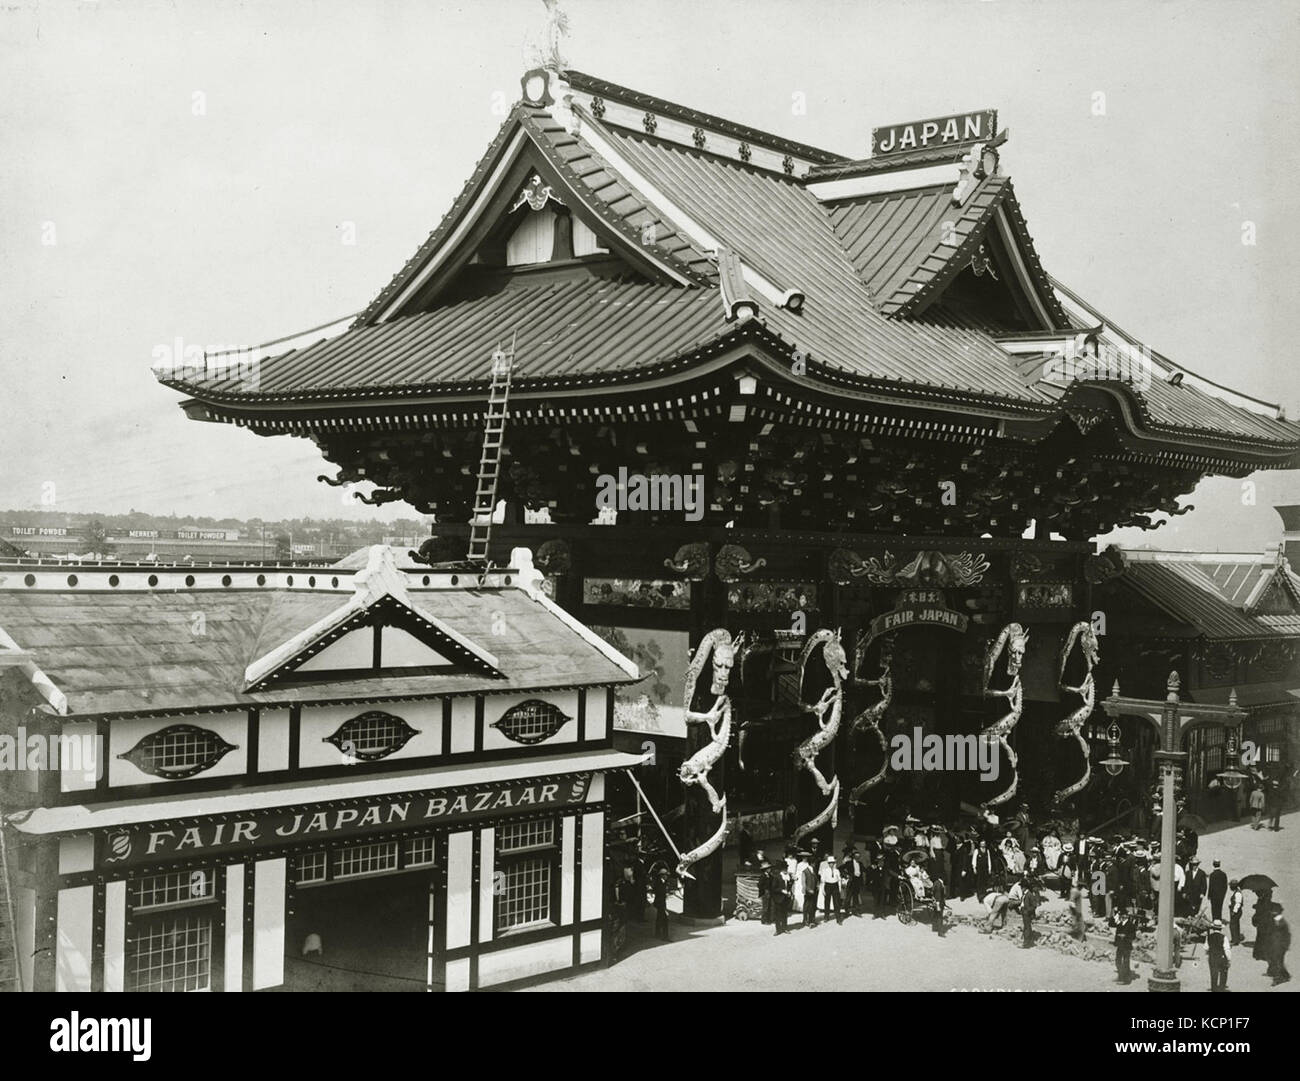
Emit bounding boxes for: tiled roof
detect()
[167,278,727,399]
[825,179,998,309]
[595,126,1054,400]
[158,73,1300,459]
[821,174,1070,322]
[0,585,634,717]
[517,109,717,284]
[1127,372,1300,445]
[1119,560,1297,640]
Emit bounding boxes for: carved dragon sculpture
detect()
[979,622,1028,811]
[791,629,848,841]
[849,638,892,804]
[675,629,734,879]
[1053,621,1100,807]
[713,544,766,583]
[663,542,710,581]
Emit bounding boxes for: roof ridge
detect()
[564,69,847,164]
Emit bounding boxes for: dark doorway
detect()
[284,872,433,992]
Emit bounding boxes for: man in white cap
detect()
[1206,918,1231,992]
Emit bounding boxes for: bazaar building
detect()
[155,67,1300,917]
[0,547,641,991]
[1091,506,1300,828]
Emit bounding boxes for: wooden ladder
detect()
[467,336,516,578]
[0,813,21,991]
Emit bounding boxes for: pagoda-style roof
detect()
[158,67,1300,472]
[1110,549,1300,641]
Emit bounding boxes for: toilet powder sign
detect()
[99,773,592,866]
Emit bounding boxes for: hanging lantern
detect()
[1216,727,1250,791]
[1100,721,1129,776]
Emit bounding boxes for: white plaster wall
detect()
[108,711,248,787]
[55,885,94,992]
[478,826,495,945]
[448,696,475,754]
[480,691,580,753]
[58,834,94,875]
[581,811,604,922]
[58,720,101,793]
[445,831,474,950]
[477,935,572,987]
[560,816,576,926]
[257,709,291,773]
[445,956,470,993]
[103,881,126,992]
[298,699,442,769]
[225,863,244,993]
[586,688,611,740]
[252,858,285,990]
[579,928,602,966]
[297,627,375,671]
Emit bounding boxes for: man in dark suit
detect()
[1184,856,1208,918]
[1228,879,1245,945]
[970,839,996,901]
[840,846,866,916]
[1207,859,1229,922]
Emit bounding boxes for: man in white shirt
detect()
[984,878,1023,931]
[818,854,843,925]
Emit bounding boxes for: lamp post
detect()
[1101,671,1245,992]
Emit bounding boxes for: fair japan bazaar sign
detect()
[99,774,591,867]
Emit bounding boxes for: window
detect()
[324,711,417,761]
[1265,743,1281,764]
[127,868,217,992]
[119,724,236,779]
[499,819,555,852]
[131,869,215,911]
[495,819,559,933]
[333,840,399,879]
[294,851,328,885]
[128,913,212,992]
[491,700,570,745]
[404,836,436,867]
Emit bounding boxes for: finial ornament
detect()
[1167,670,1180,692]
[530,0,569,71]
[1228,687,1238,707]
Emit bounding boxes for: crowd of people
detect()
[733,800,1290,990]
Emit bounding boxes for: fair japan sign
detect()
[871,109,997,157]
[99,774,591,867]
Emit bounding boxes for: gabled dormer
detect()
[243,547,501,691]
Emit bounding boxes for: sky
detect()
[1,0,1298,549]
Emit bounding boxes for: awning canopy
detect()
[5,747,646,836]
[1193,682,1300,711]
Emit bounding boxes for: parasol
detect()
[1238,874,1278,892]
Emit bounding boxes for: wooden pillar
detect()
[31,838,58,992]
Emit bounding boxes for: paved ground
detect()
[528,812,1299,993]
